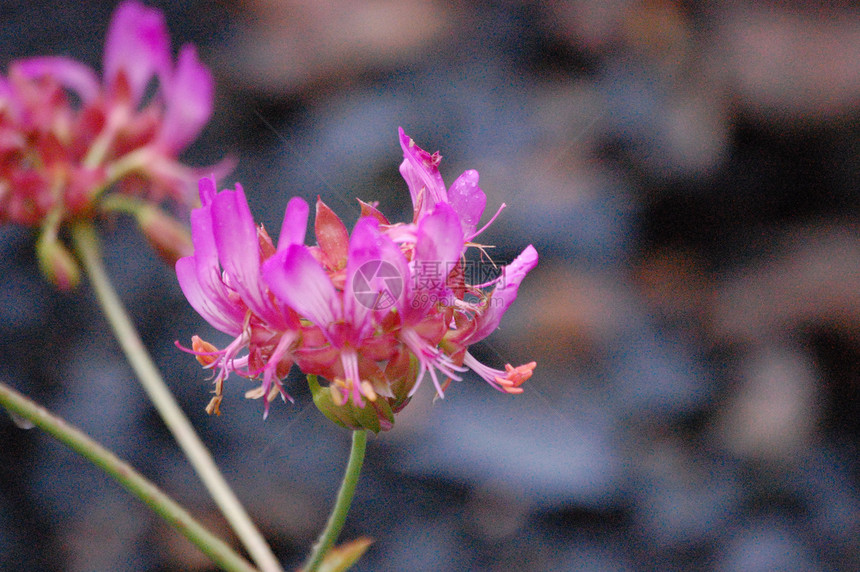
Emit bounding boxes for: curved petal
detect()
[197,176,217,206]
[176,256,242,335]
[448,169,486,239]
[103,0,171,102]
[186,205,246,331]
[188,204,217,268]
[263,244,340,332]
[156,45,213,153]
[467,245,538,344]
[413,201,464,286]
[377,226,411,315]
[343,217,380,332]
[342,216,408,337]
[277,196,309,250]
[13,57,100,102]
[398,127,447,218]
[210,184,282,327]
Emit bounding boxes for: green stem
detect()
[70,222,283,572]
[0,382,257,572]
[304,430,368,572]
[99,193,145,216]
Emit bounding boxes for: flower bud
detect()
[320,537,373,571]
[36,233,80,290]
[307,375,394,433]
[136,204,193,265]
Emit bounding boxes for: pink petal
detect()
[210,184,283,327]
[179,203,245,334]
[197,176,217,205]
[398,127,447,218]
[343,217,401,335]
[12,57,100,102]
[103,0,171,102]
[184,205,246,330]
[188,204,220,279]
[448,169,486,240]
[263,244,340,331]
[377,226,412,313]
[176,256,242,335]
[413,202,464,283]
[468,245,538,344]
[156,45,213,154]
[277,196,310,250]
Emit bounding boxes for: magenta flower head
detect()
[179,130,538,432]
[176,177,307,417]
[0,1,222,287]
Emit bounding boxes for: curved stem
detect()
[304,430,368,572]
[0,382,257,572]
[70,222,283,572]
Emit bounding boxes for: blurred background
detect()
[1,0,859,570]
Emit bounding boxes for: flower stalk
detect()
[303,429,368,572]
[0,381,257,572]
[70,221,282,572]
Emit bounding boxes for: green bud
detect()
[318,537,373,572]
[36,233,80,290]
[136,204,193,265]
[308,375,395,434]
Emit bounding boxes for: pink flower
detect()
[263,215,406,408]
[180,130,538,430]
[0,0,223,282]
[394,129,536,394]
[176,177,306,417]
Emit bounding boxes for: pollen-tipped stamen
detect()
[463,352,535,394]
[401,328,467,398]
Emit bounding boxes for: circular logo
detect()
[352,260,403,310]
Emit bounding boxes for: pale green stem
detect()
[84,147,151,204]
[83,104,127,169]
[105,147,151,183]
[99,194,146,215]
[0,382,257,572]
[304,430,368,572]
[70,222,283,572]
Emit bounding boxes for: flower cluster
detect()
[0,1,220,286]
[178,129,537,431]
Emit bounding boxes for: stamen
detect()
[360,380,378,402]
[245,386,266,399]
[463,352,535,394]
[401,328,466,397]
[496,362,536,391]
[468,202,506,241]
[329,381,346,406]
[205,375,225,415]
[205,395,223,416]
[179,336,219,366]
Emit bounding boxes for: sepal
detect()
[308,374,395,433]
